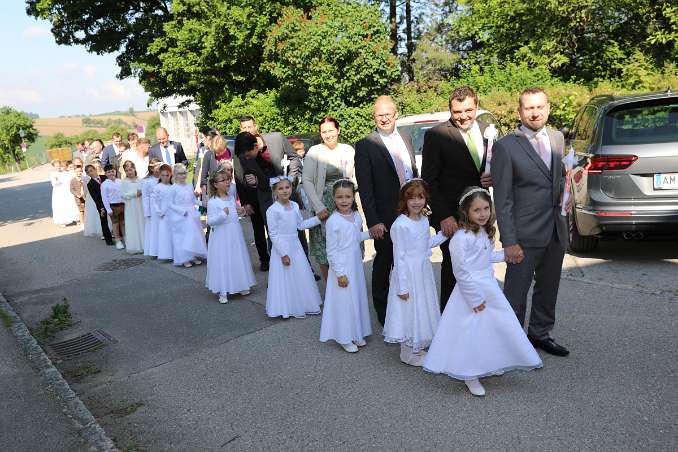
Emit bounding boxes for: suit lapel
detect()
[513,130,552,180]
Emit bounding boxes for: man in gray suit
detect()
[100,132,124,170]
[492,87,570,357]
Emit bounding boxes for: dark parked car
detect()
[565,90,678,251]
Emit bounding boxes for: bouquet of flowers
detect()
[561,145,576,216]
[482,124,498,176]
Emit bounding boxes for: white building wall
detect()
[157,97,201,157]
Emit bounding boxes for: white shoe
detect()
[100,236,105,240]
[400,344,422,366]
[219,294,229,304]
[340,342,359,353]
[239,290,250,296]
[353,339,367,347]
[192,259,202,265]
[409,351,427,367]
[465,378,486,397]
[115,241,125,249]
[183,262,193,268]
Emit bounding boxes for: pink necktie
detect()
[535,134,551,170]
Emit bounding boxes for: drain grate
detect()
[46,329,115,360]
[95,258,145,272]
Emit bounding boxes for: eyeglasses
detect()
[375,113,395,120]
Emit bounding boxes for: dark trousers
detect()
[372,232,393,326]
[99,211,113,243]
[250,205,270,264]
[439,237,457,312]
[503,229,566,340]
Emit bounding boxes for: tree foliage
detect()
[0,107,38,164]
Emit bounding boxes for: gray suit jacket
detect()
[100,145,122,169]
[491,127,567,249]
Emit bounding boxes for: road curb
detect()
[0,293,118,452]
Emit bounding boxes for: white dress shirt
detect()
[519,125,552,168]
[378,127,413,181]
[101,178,123,214]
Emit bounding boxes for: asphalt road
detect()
[1,166,677,451]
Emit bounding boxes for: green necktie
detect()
[466,133,481,171]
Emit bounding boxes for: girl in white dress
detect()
[205,168,256,304]
[142,159,161,255]
[319,179,372,353]
[152,164,174,261]
[50,160,80,226]
[383,179,447,366]
[169,163,207,267]
[265,176,322,319]
[120,160,145,254]
[423,187,543,396]
[82,169,103,238]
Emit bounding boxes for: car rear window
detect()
[602,98,678,145]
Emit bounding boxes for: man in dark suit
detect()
[354,95,418,326]
[100,132,124,170]
[421,86,493,311]
[492,87,570,357]
[84,164,113,245]
[148,127,188,167]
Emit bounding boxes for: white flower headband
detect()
[269,175,294,188]
[458,187,491,206]
[331,178,355,190]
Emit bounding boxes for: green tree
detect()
[0,107,38,164]
[445,0,678,82]
[46,132,74,149]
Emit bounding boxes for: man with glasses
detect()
[354,95,418,326]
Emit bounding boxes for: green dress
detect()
[309,163,344,265]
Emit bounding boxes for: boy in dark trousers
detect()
[85,164,114,245]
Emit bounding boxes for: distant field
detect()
[34,111,157,136]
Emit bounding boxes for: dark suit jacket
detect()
[87,175,108,213]
[354,129,418,228]
[100,145,123,169]
[148,141,188,167]
[421,120,489,227]
[234,132,302,219]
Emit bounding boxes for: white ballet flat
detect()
[353,339,367,347]
[465,378,486,397]
[218,294,228,304]
[340,342,359,353]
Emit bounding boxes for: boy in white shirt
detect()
[102,164,125,249]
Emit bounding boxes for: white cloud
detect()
[22,25,51,40]
[0,88,43,105]
[86,79,146,102]
[83,65,97,78]
[60,62,79,74]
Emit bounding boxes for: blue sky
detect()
[0,2,151,117]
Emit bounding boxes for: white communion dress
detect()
[383,214,447,353]
[423,229,543,380]
[50,170,79,225]
[265,201,322,318]
[169,183,207,265]
[82,174,103,237]
[120,178,145,254]
[141,176,158,255]
[205,195,256,296]
[152,182,174,260]
[319,211,372,344]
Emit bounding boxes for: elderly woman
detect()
[302,116,356,280]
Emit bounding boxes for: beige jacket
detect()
[302,143,356,213]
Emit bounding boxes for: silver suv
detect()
[566,90,678,252]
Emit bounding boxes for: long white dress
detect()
[423,229,543,380]
[82,174,103,237]
[50,170,79,225]
[265,201,322,318]
[169,183,207,265]
[319,211,372,344]
[383,215,447,352]
[141,176,158,255]
[205,196,256,296]
[121,178,145,254]
[152,183,174,260]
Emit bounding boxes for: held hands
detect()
[245,174,257,187]
[317,209,330,221]
[369,223,387,240]
[480,174,493,188]
[398,293,409,301]
[472,302,486,314]
[505,244,524,264]
[281,255,291,266]
[236,206,246,216]
[99,208,106,217]
[337,275,349,288]
[440,216,459,237]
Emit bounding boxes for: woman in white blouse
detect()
[302,117,356,281]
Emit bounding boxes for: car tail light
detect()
[586,155,638,173]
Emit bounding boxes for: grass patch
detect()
[108,401,145,419]
[63,362,101,383]
[0,309,13,328]
[36,298,74,340]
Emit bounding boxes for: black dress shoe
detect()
[106,240,115,246]
[260,261,269,272]
[313,273,321,281]
[529,337,570,357]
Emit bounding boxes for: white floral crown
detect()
[458,187,491,206]
[331,178,355,190]
[269,175,294,188]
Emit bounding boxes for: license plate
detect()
[654,173,678,190]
